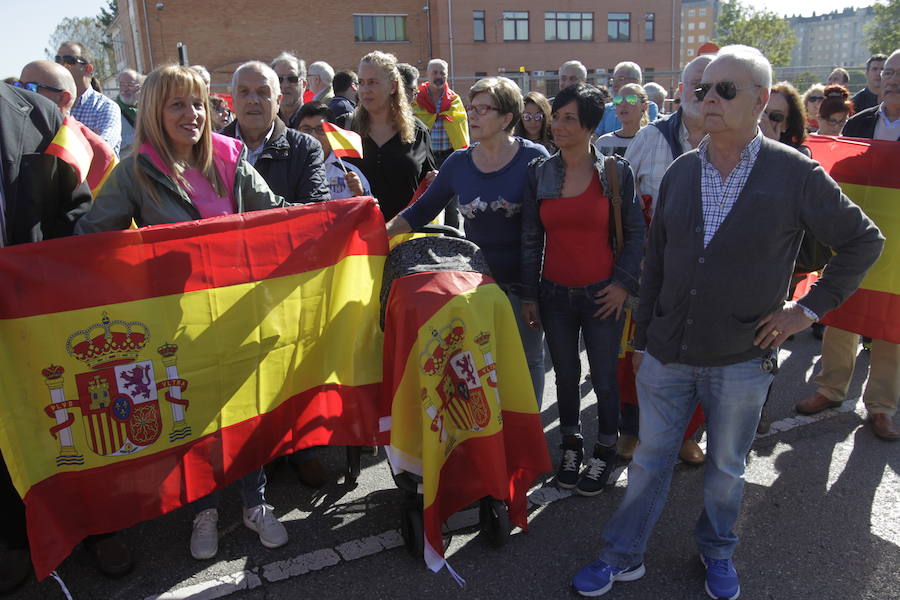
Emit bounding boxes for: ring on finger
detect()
[770,329,780,337]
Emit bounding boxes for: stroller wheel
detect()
[479,498,511,548]
[400,506,425,558]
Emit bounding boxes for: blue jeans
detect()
[505,288,546,409]
[539,279,624,446]
[600,353,773,566]
[192,467,267,513]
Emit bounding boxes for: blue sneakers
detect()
[700,555,741,600]
[571,559,645,597]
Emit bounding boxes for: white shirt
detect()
[624,120,692,215]
[324,152,371,200]
[874,103,900,141]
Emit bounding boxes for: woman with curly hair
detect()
[347,51,435,220]
[761,81,810,156]
[514,91,555,153]
[816,85,854,136]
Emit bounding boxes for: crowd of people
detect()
[0,38,897,599]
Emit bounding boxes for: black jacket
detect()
[0,84,92,245]
[221,117,330,204]
[842,105,899,141]
[850,87,879,114]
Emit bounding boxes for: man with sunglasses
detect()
[571,45,884,600]
[270,52,308,130]
[595,62,659,136]
[851,53,887,113]
[55,41,121,155]
[0,67,93,596]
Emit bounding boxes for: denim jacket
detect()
[520,148,646,302]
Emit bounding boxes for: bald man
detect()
[19,61,117,196]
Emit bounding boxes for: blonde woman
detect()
[594,83,649,157]
[802,83,826,132]
[75,64,288,561]
[346,51,435,220]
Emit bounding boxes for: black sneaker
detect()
[576,444,616,496]
[556,435,584,489]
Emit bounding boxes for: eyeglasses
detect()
[299,125,326,135]
[807,95,825,103]
[764,110,786,123]
[465,104,500,115]
[521,112,544,122]
[278,75,300,84]
[612,95,640,106]
[881,69,897,79]
[823,115,848,126]
[54,54,87,66]
[694,81,762,102]
[13,81,64,94]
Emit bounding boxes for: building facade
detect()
[110,0,681,94]
[788,6,876,68]
[679,0,718,68]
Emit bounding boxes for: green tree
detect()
[45,16,113,82]
[715,0,797,67]
[866,0,900,55]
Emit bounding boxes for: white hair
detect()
[715,45,772,89]
[643,82,667,106]
[681,54,715,83]
[230,61,280,97]
[309,61,334,84]
[271,52,307,79]
[559,60,587,80]
[427,58,448,72]
[118,68,145,84]
[190,65,211,86]
[614,61,642,82]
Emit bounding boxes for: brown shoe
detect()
[870,413,900,441]
[679,439,705,465]
[616,435,638,459]
[86,535,133,578]
[292,457,328,488]
[795,393,842,415]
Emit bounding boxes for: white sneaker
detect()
[243,503,288,549]
[190,508,219,560]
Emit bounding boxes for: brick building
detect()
[679,0,718,68]
[110,0,681,94]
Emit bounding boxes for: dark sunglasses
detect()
[807,95,825,103]
[13,81,64,94]
[694,81,761,101]
[521,113,544,122]
[278,75,300,84]
[612,94,640,106]
[764,110,785,123]
[55,54,88,66]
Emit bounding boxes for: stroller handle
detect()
[415,224,465,239]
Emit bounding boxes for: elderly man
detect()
[559,59,588,90]
[595,61,659,135]
[19,61,117,194]
[308,60,334,103]
[798,49,900,440]
[413,58,469,167]
[222,61,329,204]
[571,45,884,599]
[271,52,308,129]
[55,40,121,154]
[0,75,93,593]
[852,54,886,113]
[115,68,144,154]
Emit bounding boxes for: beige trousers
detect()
[814,326,900,416]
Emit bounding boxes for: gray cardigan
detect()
[635,136,884,367]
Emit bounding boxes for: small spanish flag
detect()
[45,116,118,196]
[323,120,363,159]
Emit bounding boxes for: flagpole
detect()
[336,155,349,174]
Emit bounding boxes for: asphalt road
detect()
[11,327,900,600]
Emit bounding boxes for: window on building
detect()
[608,12,630,42]
[503,11,529,41]
[688,22,695,30]
[644,67,654,81]
[699,8,707,16]
[688,9,696,16]
[688,35,695,43]
[698,35,706,42]
[545,12,593,41]
[473,10,485,41]
[699,21,706,29]
[645,13,655,41]
[687,48,695,57]
[354,14,408,42]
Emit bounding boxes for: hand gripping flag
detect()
[379,269,551,581]
[0,198,387,579]
[804,136,900,343]
[322,121,364,159]
[44,115,118,196]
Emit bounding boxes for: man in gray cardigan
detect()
[571,46,884,600]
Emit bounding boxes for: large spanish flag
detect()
[806,136,900,343]
[0,198,387,579]
[379,269,551,579]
